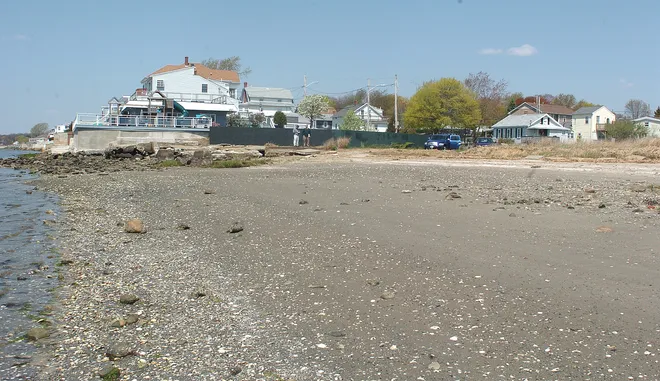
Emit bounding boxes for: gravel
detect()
[26,157,660,380]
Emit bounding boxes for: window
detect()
[360,110,364,117]
[156,80,164,91]
[201,84,208,93]
[277,99,282,102]
[585,116,590,124]
[229,89,236,98]
[596,115,600,124]
[540,118,543,125]
[645,122,650,127]
[606,118,610,124]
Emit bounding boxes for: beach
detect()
[16,154,660,380]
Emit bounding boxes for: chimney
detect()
[244,82,248,88]
[184,56,189,66]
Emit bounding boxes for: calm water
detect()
[0,150,59,379]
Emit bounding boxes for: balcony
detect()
[128,91,239,107]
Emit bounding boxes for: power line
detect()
[307,84,394,96]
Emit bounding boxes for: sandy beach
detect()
[27,155,660,380]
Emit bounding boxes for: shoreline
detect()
[15,154,660,380]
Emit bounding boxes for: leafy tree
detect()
[574,100,599,110]
[226,113,247,128]
[201,56,252,77]
[30,123,49,138]
[339,109,365,131]
[655,107,660,118]
[552,93,577,109]
[403,78,481,134]
[625,99,651,119]
[250,113,266,128]
[516,96,550,106]
[369,93,409,131]
[605,119,648,140]
[506,92,523,112]
[297,95,330,131]
[273,111,287,128]
[329,89,367,111]
[16,135,29,144]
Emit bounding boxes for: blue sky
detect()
[1,0,658,133]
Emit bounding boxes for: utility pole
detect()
[366,78,371,131]
[394,74,399,133]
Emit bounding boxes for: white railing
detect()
[126,90,240,106]
[74,113,214,129]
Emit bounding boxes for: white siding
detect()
[150,67,229,96]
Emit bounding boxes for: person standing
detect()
[293,125,300,146]
[303,125,311,147]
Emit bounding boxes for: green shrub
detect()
[210,159,268,168]
[391,141,415,149]
[159,159,182,167]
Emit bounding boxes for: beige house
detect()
[571,106,616,141]
[633,117,660,137]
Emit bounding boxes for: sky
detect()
[0,0,658,133]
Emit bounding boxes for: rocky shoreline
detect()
[5,154,660,380]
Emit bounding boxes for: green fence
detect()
[210,127,430,148]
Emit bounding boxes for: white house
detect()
[240,85,296,116]
[141,57,241,104]
[55,124,67,133]
[492,113,572,142]
[633,116,660,137]
[333,104,389,132]
[571,106,616,141]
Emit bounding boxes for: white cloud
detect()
[478,48,503,55]
[507,44,538,57]
[619,78,633,88]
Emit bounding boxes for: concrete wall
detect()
[73,126,209,151]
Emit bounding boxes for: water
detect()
[0,150,60,379]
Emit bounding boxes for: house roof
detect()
[335,103,384,119]
[335,106,357,118]
[633,116,660,123]
[573,106,602,115]
[243,87,294,100]
[492,113,567,130]
[148,63,240,83]
[510,102,574,116]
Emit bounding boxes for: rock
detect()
[59,259,74,265]
[632,208,644,213]
[191,149,213,166]
[110,319,126,328]
[119,294,139,305]
[177,223,190,230]
[105,342,134,360]
[25,190,32,194]
[380,291,396,300]
[229,366,242,376]
[137,142,155,155]
[366,279,380,286]
[26,327,49,341]
[584,188,596,194]
[203,190,216,194]
[227,222,244,234]
[428,361,441,370]
[339,202,349,205]
[299,200,309,205]
[598,203,606,209]
[361,199,370,202]
[99,365,120,380]
[124,219,145,233]
[17,276,27,281]
[401,190,412,194]
[630,184,647,192]
[596,226,614,233]
[446,192,461,199]
[155,148,175,160]
[125,314,139,325]
[509,213,517,217]
[191,291,207,298]
[45,209,55,215]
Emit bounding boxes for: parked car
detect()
[446,134,462,150]
[424,134,462,150]
[424,134,449,150]
[475,137,495,147]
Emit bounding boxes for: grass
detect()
[158,159,182,167]
[210,158,269,168]
[365,138,660,163]
[322,137,351,150]
[18,153,38,159]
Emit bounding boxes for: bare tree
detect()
[463,72,508,127]
[552,93,577,109]
[625,99,651,119]
[201,56,252,77]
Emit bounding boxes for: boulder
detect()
[105,342,135,360]
[191,149,213,166]
[136,142,155,155]
[99,365,120,380]
[119,294,139,305]
[155,148,175,160]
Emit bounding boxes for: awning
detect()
[177,101,238,112]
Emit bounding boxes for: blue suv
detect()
[424,134,462,150]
